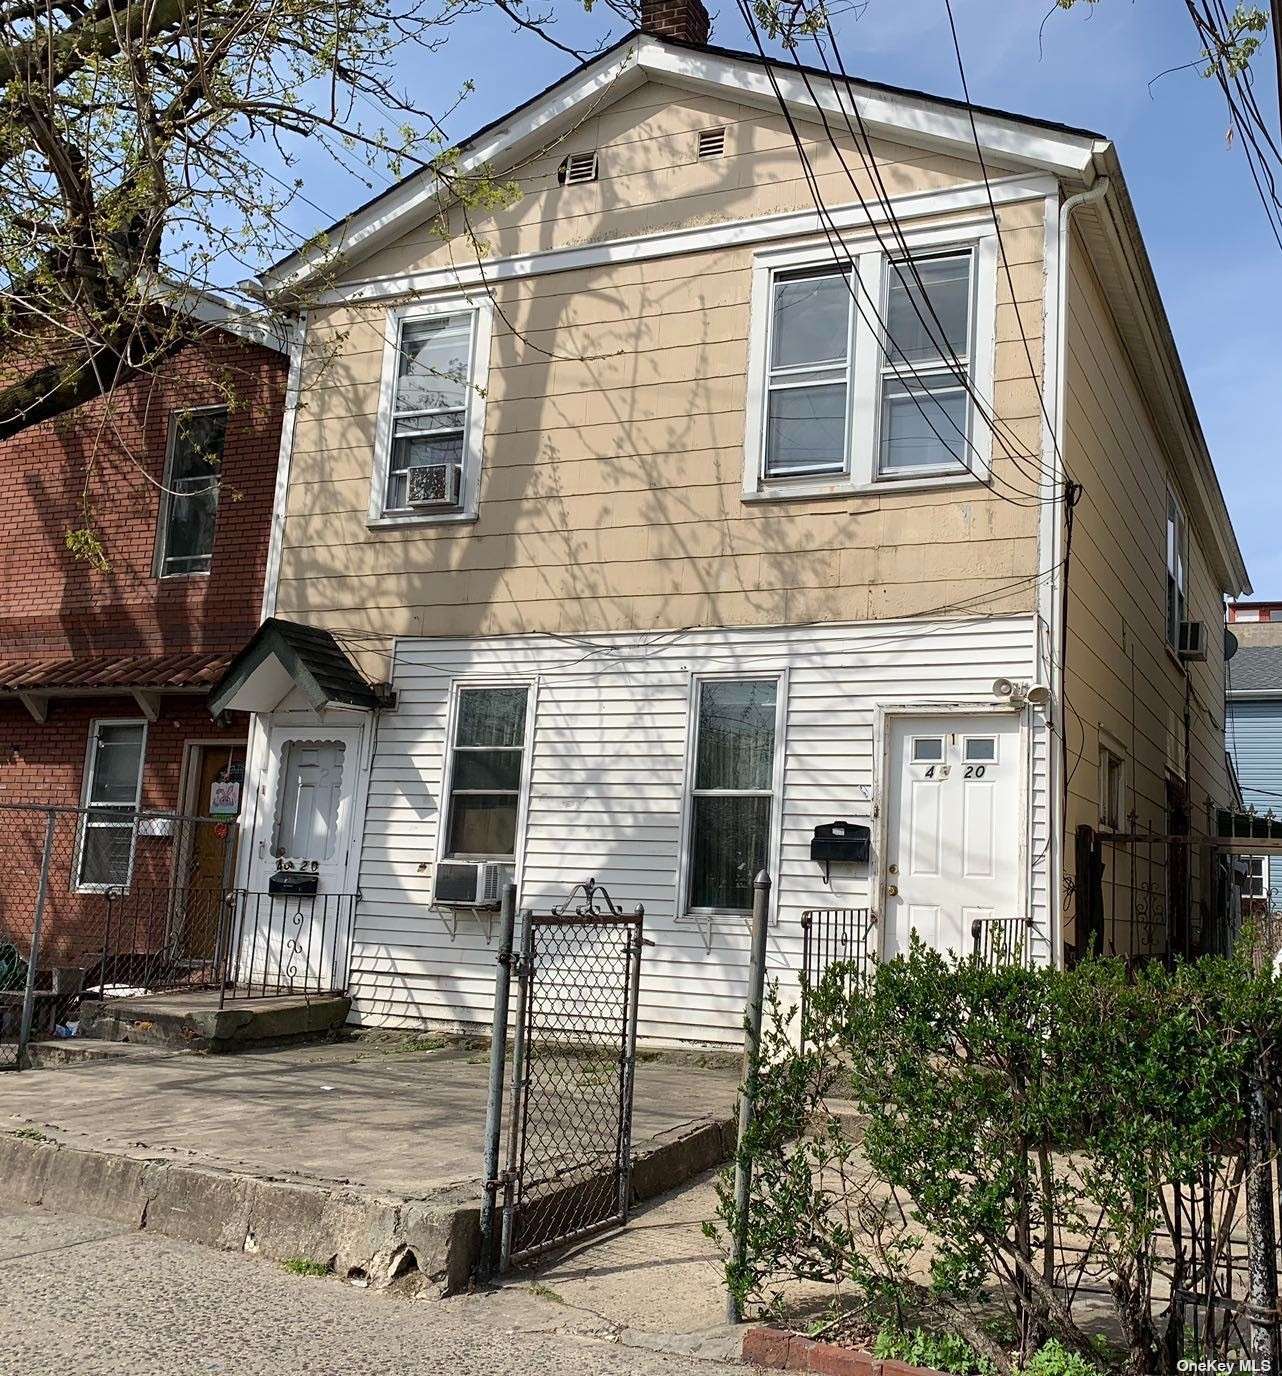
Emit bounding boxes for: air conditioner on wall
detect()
[1178,621,1208,662]
[434,860,515,909]
[407,462,462,509]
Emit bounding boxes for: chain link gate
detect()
[479,879,646,1275]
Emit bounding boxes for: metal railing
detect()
[221,890,358,1004]
[970,914,1036,968]
[799,907,876,1046]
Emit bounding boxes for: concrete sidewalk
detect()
[0,1036,739,1295]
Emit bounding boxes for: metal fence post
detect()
[478,883,518,1284]
[1245,1067,1280,1372]
[617,904,646,1222]
[727,869,771,1324]
[498,908,534,1273]
[17,810,57,1068]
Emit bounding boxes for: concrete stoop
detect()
[77,991,352,1053]
[1,1114,736,1297]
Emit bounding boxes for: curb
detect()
[744,1326,940,1376]
[2,1112,735,1295]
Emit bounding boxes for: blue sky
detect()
[278,0,1280,594]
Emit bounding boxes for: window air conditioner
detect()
[407,463,462,509]
[1178,620,1208,662]
[434,859,515,908]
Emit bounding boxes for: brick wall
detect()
[0,331,287,658]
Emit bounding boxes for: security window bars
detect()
[686,678,778,913]
[385,312,476,513]
[878,252,973,476]
[762,268,855,480]
[446,687,530,859]
[77,721,146,889]
[157,409,227,576]
[1167,491,1188,650]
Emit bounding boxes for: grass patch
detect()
[528,1281,566,1305]
[281,1258,331,1278]
[11,1127,48,1142]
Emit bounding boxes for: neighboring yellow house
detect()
[213,0,1249,1045]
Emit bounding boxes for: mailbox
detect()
[269,869,320,897]
[810,821,870,873]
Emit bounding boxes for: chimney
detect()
[639,0,711,45]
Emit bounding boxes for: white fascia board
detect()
[318,172,1056,307]
[635,38,1101,178]
[262,44,647,296]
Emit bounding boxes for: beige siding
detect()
[1062,228,1229,953]
[275,79,1050,659]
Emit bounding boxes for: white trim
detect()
[674,668,788,923]
[742,227,998,499]
[260,314,308,620]
[432,677,538,888]
[871,701,1030,960]
[153,404,229,580]
[261,32,1099,293]
[369,295,493,526]
[313,175,1055,309]
[75,717,149,894]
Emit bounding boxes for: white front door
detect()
[883,713,1022,959]
[238,724,364,991]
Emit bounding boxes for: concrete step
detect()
[78,991,352,1053]
[23,1040,179,1069]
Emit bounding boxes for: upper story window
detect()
[156,408,227,577]
[371,300,491,525]
[744,237,994,499]
[1166,489,1188,650]
[444,686,531,860]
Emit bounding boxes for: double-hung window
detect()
[685,678,779,914]
[77,721,146,890]
[878,252,973,476]
[444,687,530,859]
[1098,743,1124,831]
[374,300,491,521]
[156,408,227,576]
[1166,490,1188,650]
[762,269,855,480]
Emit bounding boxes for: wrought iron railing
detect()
[799,908,876,1045]
[220,889,358,1004]
[970,914,1035,968]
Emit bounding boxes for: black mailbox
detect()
[269,869,319,897]
[811,820,870,867]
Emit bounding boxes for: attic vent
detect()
[697,127,726,160]
[558,151,598,186]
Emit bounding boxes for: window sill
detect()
[367,511,479,530]
[742,470,987,504]
[157,570,213,581]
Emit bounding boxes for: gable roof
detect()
[209,618,379,715]
[1229,644,1282,696]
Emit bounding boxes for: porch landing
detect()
[0,1036,738,1295]
[76,989,351,1053]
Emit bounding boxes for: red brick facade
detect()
[0,332,286,967]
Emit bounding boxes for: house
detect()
[213,0,1249,1046]
[1225,603,1282,909]
[0,309,288,967]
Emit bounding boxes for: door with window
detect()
[240,725,362,990]
[883,714,1021,959]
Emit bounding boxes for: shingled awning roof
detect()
[0,651,234,721]
[208,618,379,716]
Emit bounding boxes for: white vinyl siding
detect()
[347,616,1049,1047]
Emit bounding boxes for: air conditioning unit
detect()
[407,462,462,509]
[434,859,515,909]
[1178,620,1208,662]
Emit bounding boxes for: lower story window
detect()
[445,686,530,858]
[686,678,779,913]
[77,721,147,889]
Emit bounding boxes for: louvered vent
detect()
[697,127,726,159]
[558,151,598,186]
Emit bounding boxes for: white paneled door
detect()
[883,714,1021,959]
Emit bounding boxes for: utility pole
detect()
[1273,0,1282,140]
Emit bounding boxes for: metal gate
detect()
[480,879,646,1274]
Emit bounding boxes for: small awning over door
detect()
[209,618,380,715]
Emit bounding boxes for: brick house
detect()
[0,321,287,965]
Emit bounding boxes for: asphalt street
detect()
[0,1202,733,1376]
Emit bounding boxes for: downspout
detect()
[1047,175,1110,965]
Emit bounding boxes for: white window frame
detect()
[75,718,148,893]
[369,293,493,527]
[1245,855,1269,901]
[434,678,537,874]
[743,223,998,501]
[1166,486,1189,651]
[675,670,788,921]
[1098,736,1125,832]
[153,405,228,578]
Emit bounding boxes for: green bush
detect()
[873,1324,996,1376]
